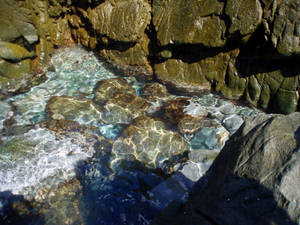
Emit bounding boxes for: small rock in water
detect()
[112,116,189,169]
[164,97,191,125]
[102,92,151,125]
[141,82,169,102]
[189,119,229,151]
[223,114,244,134]
[93,78,136,105]
[178,115,206,135]
[164,97,208,134]
[218,101,236,115]
[46,96,104,127]
[148,161,204,209]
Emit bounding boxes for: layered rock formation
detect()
[0,0,300,113]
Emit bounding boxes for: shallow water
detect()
[0,46,261,224]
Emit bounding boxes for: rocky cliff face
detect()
[0,0,300,114]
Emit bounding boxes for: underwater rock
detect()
[102,92,151,125]
[112,116,189,169]
[34,178,84,225]
[148,161,205,210]
[0,178,84,225]
[141,82,170,103]
[40,119,113,152]
[46,96,104,126]
[164,97,208,135]
[0,101,13,131]
[178,116,207,136]
[93,77,136,105]
[189,119,229,151]
[164,97,191,125]
[164,98,208,125]
[222,114,244,134]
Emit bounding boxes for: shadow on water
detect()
[0,191,44,225]
[74,154,166,225]
[151,173,299,225]
[0,150,298,225]
[0,118,298,225]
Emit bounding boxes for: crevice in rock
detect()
[71,0,105,10]
[235,25,300,78]
[158,44,232,64]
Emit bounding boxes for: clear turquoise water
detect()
[0,46,261,225]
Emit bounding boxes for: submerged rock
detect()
[0,178,84,225]
[170,112,300,225]
[189,119,229,151]
[112,116,189,169]
[164,97,208,135]
[93,78,136,105]
[164,98,208,125]
[141,82,169,102]
[102,92,151,124]
[222,114,244,134]
[46,96,104,126]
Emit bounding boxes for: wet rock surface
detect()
[87,0,151,43]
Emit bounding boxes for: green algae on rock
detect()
[87,0,151,43]
[225,0,263,36]
[0,41,36,62]
[153,0,225,47]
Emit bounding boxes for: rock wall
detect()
[1,0,300,114]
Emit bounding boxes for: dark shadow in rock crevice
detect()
[235,25,300,78]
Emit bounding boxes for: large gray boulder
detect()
[154,112,300,225]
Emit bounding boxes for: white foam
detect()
[0,127,95,195]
